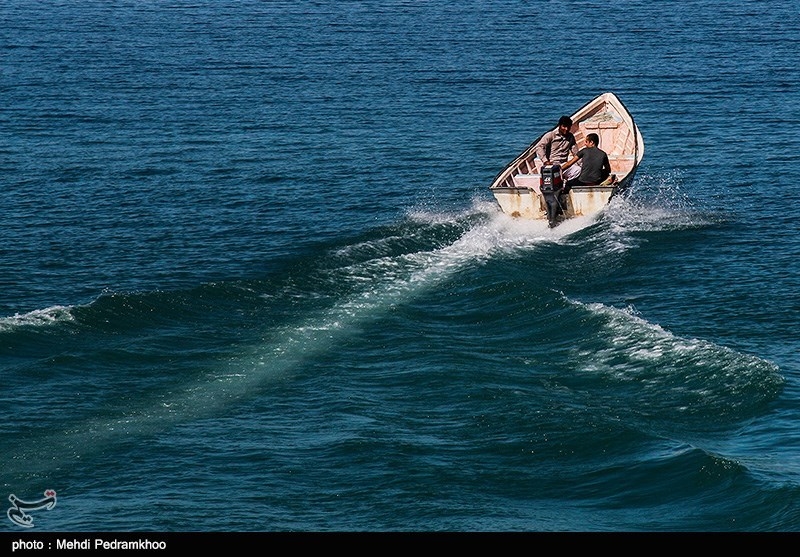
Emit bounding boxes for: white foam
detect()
[0,305,75,332]
[569,299,781,385]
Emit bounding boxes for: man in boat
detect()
[561,132,612,193]
[533,115,582,180]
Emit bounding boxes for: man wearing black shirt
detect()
[561,133,612,191]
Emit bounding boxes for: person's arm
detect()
[534,131,552,164]
[600,154,611,181]
[561,155,579,171]
[561,147,584,171]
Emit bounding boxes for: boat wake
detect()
[0,202,603,477]
[565,299,783,418]
[0,192,773,480]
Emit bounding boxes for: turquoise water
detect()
[2,0,800,532]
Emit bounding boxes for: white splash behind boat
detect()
[488,92,644,221]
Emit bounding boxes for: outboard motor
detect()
[539,164,564,227]
[540,164,563,193]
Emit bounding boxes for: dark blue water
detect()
[2,0,800,532]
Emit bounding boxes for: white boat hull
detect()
[490,183,619,220]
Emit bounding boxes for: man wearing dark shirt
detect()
[561,133,612,191]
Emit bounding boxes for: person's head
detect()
[586,133,599,147]
[557,116,572,135]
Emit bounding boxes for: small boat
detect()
[488,92,644,223]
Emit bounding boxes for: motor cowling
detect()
[540,164,563,193]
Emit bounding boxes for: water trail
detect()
[2,193,762,478]
[3,208,595,476]
[186,207,595,404]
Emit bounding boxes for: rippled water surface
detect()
[2,0,800,532]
